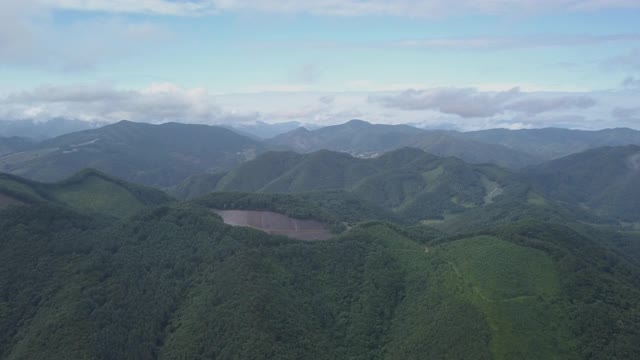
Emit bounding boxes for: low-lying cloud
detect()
[612,107,640,121]
[394,34,640,50]
[370,87,521,118]
[370,87,596,118]
[1,83,258,124]
[41,0,640,17]
[622,76,640,89]
[0,83,632,131]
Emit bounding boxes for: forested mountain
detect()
[173,148,522,222]
[0,121,263,187]
[1,180,639,359]
[526,145,640,222]
[228,121,309,139]
[267,120,541,168]
[0,169,171,218]
[3,120,639,189]
[460,127,640,160]
[2,121,640,360]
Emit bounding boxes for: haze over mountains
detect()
[2,136,640,358]
[1,117,640,359]
[3,0,640,358]
[2,119,640,189]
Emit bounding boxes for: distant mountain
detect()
[525,145,640,222]
[268,119,421,153]
[0,118,107,139]
[0,169,171,218]
[228,121,312,139]
[0,121,264,187]
[268,120,541,168]
[203,147,521,221]
[0,137,34,156]
[460,127,640,160]
[169,172,228,200]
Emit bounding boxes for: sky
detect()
[0,0,639,130]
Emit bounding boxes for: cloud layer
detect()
[369,88,596,118]
[39,0,640,16]
[0,83,628,131]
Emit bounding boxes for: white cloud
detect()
[370,87,598,118]
[612,107,640,120]
[603,48,640,72]
[0,82,635,131]
[506,96,597,115]
[0,1,170,70]
[289,64,324,84]
[622,76,640,89]
[369,87,523,118]
[394,34,640,50]
[1,83,258,124]
[37,0,640,17]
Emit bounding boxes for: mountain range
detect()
[0,121,263,187]
[2,119,640,190]
[1,158,639,359]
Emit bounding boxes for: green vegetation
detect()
[169,172,228,200]
[527,145,640,221]
[2,200,638,359]
[461,127,640,161]
[199,147,521,222]
[0,121,263,187]
[0,169,171,218]
[267,119,541,168]
[2,139,640,359]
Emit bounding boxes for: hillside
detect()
[0,169,172,218]
[209,148,522,222]
[267,120,541,168]
[525,145,640,222]
[0,137,34,156]
[0,118,106,139]
[0,197,638,359]
[460,127,640,160]
[0,121,263,187]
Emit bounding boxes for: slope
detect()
[461,127,640,160]
[213,147,520,222]
[268,120,541,168]
[0,201,638,359]
[525,145,640,222]
[0,137,34,157]
[0,121,263,187]
[0,169,171,218]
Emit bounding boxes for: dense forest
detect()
[1,175,640,359]
[1,138,640,359]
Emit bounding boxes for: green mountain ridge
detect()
[267,120,542,168]
[0,168,172,218]
[1,190,639,359]
[461,127,640,160]
[182,147,521,222]
[2,138,640,359]
[526,145,640,222]
[0,121,263,187]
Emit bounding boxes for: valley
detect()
[0,120,639,359]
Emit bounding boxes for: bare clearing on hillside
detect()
[213,209,332,241]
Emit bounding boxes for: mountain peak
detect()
[345,119,371,127]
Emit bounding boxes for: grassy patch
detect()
[527,191,547,206]
[436,236,573,359]
[51,175,147,218]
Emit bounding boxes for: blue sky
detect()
[1,0,639,130]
